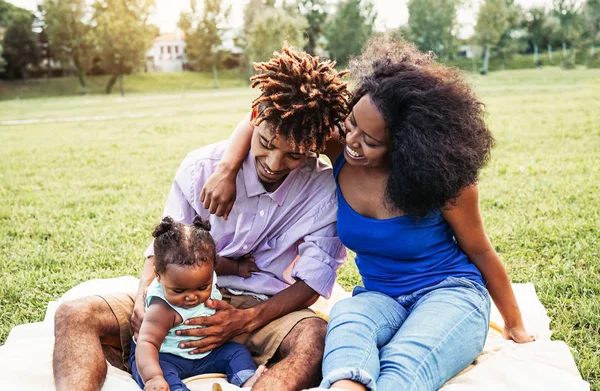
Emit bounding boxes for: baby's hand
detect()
[236,253,260,278]
[144,376,169,391]
[503,324,535,344]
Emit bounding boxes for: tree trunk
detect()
[534,44,539,66]
[77,69,87,95]
[481,43,490,75]
[562,42,567,58]
[585,48,589,69]
[212,55,219,89]
[20,65,28,80]
[591,45,596,56]
[118,74,124,97]
[548,44,553,61]
[105,74,118,94]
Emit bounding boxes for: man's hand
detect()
[143,375,169,391]
[176,299,251,354]
[131,294,146,339]
[200,165,237,220]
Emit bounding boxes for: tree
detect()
[407,0,461,59]
[523,6,548,65]
[0,42,6,74]
[543,13,561,60]
[178,0,230,88]
[297,0,328,55]
[246,6,307,64]
[475,0,509,74]
[2,13,39,79]
[325,0,376,66]
[493,0,524,69]
[582,0,600,63]
[93,0,155,95]
[552,0,583,65]
[43,0,96,93]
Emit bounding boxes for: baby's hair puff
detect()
[152,216,216,274]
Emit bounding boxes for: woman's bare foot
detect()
[242,365,267,388]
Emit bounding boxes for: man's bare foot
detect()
[242,365,267,388]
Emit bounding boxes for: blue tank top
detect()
[333,154,485,297]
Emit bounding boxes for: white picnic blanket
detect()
[0,277,590,391]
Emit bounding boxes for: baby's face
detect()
[158,263,214,308]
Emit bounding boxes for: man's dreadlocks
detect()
[250,44,350,153]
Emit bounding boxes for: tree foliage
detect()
[297,0,328,55]
[245,5,307,63]
[93,0,155,95]
[2,13,39,79]
[325,0,375,66]
[407,0,461,59]
[179,0,230,74]
[43,0,96,92]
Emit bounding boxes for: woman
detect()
[201,37,534,391]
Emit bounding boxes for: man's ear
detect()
[250,106,259,121]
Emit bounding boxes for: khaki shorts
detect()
[99,289,319,372]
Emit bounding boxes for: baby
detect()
[129,216,264,391]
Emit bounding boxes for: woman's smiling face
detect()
[343,95,390,169]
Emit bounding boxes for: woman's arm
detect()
[135,298,179,389]
[442,185,535,343]
[200,111,254,220]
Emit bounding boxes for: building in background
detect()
[146,29,186,72]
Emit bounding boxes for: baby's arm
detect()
[135,298,180,390]
[443,185,534,343]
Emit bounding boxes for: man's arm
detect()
[130,256,156,338]
[179,195,344,354]
[178,281,319,354]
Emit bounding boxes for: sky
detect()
[8,0,553,39]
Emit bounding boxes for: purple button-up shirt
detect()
[145,141,346,299]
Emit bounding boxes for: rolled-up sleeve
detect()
[291,195,346,299]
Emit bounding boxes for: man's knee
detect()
[54,296,117,337]
[279,317,327,358]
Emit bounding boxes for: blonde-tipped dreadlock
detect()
[250,44,350,153]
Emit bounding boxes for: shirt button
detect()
[243,245,248,250]
[259,210,265,217]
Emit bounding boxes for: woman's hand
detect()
[200,165,238,220]
[144,376,169,391]
[503,324,535,344]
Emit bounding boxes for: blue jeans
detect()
[320,276,491,391]
[129,341,256,390]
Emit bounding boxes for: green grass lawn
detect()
[1,67,599,389]
[0,70,248,100]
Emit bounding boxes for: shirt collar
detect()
[241,152,309,207]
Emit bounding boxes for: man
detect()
[53,45,350,391]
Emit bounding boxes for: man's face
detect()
[250,121,308,192]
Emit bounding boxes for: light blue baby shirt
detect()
[145,273,222,359]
